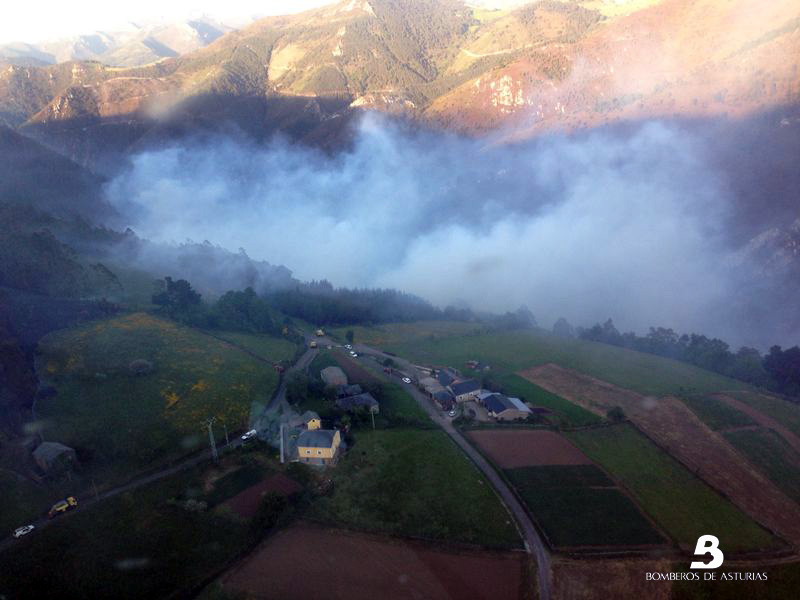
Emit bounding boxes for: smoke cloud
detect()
[106,113,786,347]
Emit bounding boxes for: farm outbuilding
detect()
[482,394,532,421]
[320,366,348,387]
[336,392,380,413]
[448,379,481,402]
[32,441,77,474]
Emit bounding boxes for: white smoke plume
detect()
[106,113,782,347]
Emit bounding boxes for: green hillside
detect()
[36,313,296,484]
[342,322,750,396]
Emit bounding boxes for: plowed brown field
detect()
[467,429,592,468]
[520,363,800,547]
[552,556,673,600]
[222,522,528,600]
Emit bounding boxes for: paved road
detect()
[0,435,248,553]
[263,344,318,413]
[353,344,553,600]
[1,340,318,554]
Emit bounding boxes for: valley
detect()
[0,1,799,599]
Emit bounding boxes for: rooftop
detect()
[297,429,338,448]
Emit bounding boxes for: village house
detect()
[296,429,342,466]
[320,366,348,387]
[436,367,460,387]
[448,379,482,403]
[482,394,533,421]
[433,389,456,411]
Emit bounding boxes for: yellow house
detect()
[296,429,341,465]
[306,416,321,430]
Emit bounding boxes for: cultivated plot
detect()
[523,364,800,547]
[222,522,528,600]
[467,429,592,468]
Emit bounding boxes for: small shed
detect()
[33,442,76,474]
[336,392,380,413]
[320,366,348,387]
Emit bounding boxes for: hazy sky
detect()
[0,0,333,44]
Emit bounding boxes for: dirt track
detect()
[520,364,800,548]
[467,430,592,468]
[222,522,528,600]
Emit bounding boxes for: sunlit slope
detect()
[36,313,296,482]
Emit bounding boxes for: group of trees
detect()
[152,278,282,336]
[578,318,800,397]
[268,280,447,326]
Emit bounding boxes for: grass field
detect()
[505,465,665,548]
[0,466,252,600]
[349,323,748,397]
[566,424,777,552]
[209,331,297,363]
[499,373,602,427]
[328,321,486,347]
[680,395,755,430]
[724,428,800,505]
[36,313,288,485]
[728,391,800,438]
[307,429,521,549]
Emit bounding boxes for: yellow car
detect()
[48,496,78,519]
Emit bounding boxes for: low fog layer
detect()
[106,114,788,347]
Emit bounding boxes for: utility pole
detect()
[280,423,285,464]
[223,422,230,448]
[205,417,219,462]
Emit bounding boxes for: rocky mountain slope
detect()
[0,0,796,165]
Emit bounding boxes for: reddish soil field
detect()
[332,350,381,385]
[714,393,800,456]
[224,473,302,519]
[520,364,800,546]
[552,557,673,600]
[467,429,592,468]
[222,522,529,600]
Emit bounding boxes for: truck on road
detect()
[48,496,78,519]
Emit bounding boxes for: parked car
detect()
[401,377,412,384]
[344,344,352,350]
[13,525,34,538]
[350,351,358,358]
[448,409,457,417]
[241,429,258,441]
[48,496,78,519]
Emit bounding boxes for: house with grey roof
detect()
[296,429,342,465]
[433,389,455,411]
[336,392,379,413]
[482,394,533,421]
[448,379,481,402]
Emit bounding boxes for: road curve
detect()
[353,344,552,600]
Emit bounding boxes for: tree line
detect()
[575,318,800,397]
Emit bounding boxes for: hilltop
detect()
[0,0,795,165]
